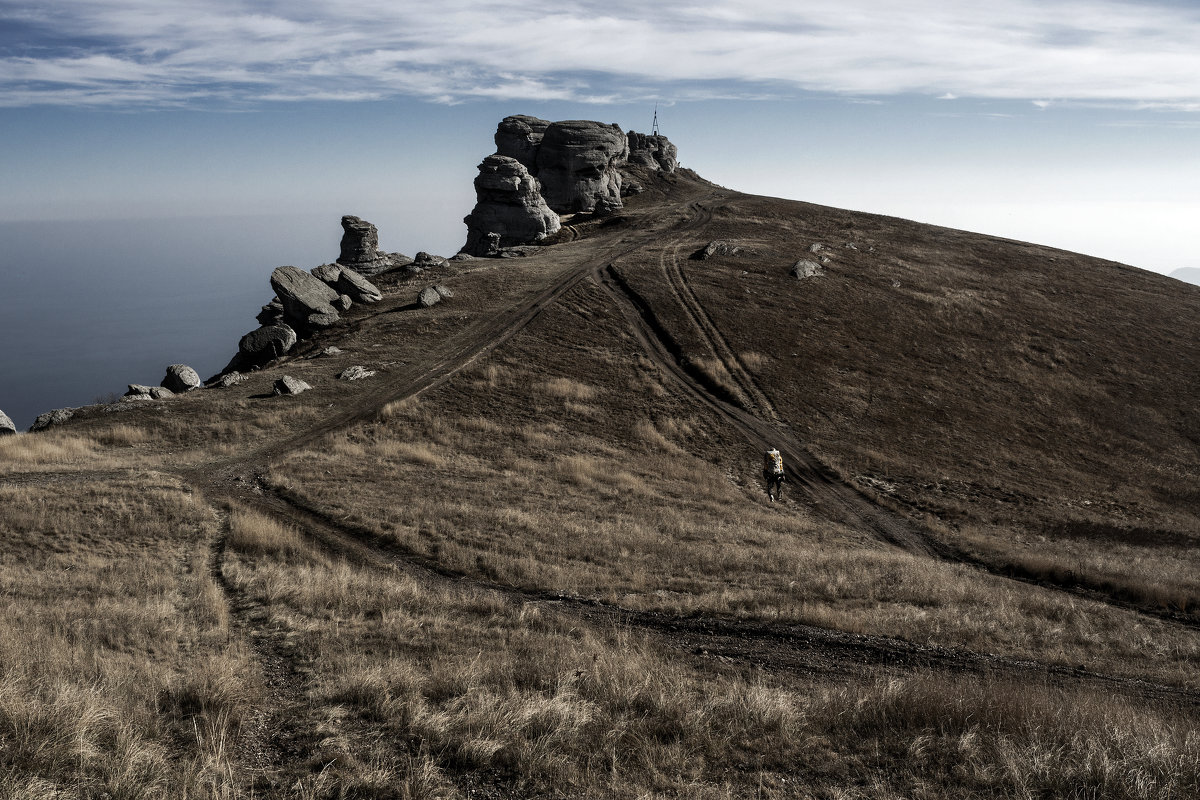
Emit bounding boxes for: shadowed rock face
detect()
[627,131,678,172]
[462,155,561,256]
[495,115,550,172]
[536,120,629,214]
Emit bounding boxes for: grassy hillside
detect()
[2,169,1198,798]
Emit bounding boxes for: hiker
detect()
[763,447,785,501]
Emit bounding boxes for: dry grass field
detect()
[2,167,1199,797]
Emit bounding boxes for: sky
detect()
[2,0,1199,272]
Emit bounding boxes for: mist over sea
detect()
[0,214,460,431]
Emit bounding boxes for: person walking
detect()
[763,447,785,501]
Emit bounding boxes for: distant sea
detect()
[0,214,418,431]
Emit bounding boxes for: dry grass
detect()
[0,479,258,797]
[219,501,1200,798]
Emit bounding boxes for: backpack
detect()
[765,449,783,475]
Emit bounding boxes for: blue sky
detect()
[2,0,1198,272]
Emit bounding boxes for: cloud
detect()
[2,0,1200,108]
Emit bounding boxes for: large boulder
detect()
[418,286,442,308]
[462,155,561,256]
[238,322,297,366]
[270,265,341,332]
[0,409,15,436]
[626,131,678,172]
[494,114,551,171]
[162,364,201,393]
[536,120,628,214]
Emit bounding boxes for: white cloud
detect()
[3,0,1200,108]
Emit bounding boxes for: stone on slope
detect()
[162,364,201,393]
[338,366,376,381]
[418,286,442,308]
[462,154,561,256]
[536,120,629,213]
[30,408,73,432]
[791,260,825,279]
[0,409,15,436]
[256,298,284,325]
[273,376,311,396]
[213,372,247,388]
[494,114,551,171]
[695,240,758,260]
[270,265,341,331]
[433,284,454,299]
[333,294,353,312]
[626,131,678,172]
[413,252,447,269]
[334,266,382,303]
[238,322,297,366]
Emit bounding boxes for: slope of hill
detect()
[2,165,1198,798]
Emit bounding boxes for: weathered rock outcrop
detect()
[125,384,174,400]
[162,364,201,393]
[270,266,341,331]
[0,410,15,436]
[337,216,391,275]
[626,131,678,172]
[462,155,561,256]
[30,408,72,432]
[790,260,825,279]
[338,366,375,381]
[536,120,628,214]
[495,115,550,171]
[418,286,442,308]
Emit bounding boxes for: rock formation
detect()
[162,364,201,393]
[338,366,375,381]
[125,384,174,400]
[627,131,678,172]
[270,266,341,332]
[0,409,15,435]
[536,121,628,214]
[464,115,678,255]
[462,155,561,256]
[337,216,389,275]
[494,115,550,171]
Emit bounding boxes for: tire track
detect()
[660,239,781,423]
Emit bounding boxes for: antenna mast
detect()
[652,103,660,136]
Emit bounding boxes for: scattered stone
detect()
[845,243,859,250]
[449,253,476,262]
[809,243,824,253]
[30,408,73,432]
[536,120,629,213]
[497,246,542,258]
[338,366,376,381]
[334,266,382,303]
[320,346,343,357]
[270,265,341,332]
[695,241,759,260]
[626,131,678,172]
[125,384,176,400]
[213,372,247,388]
[162,364,201,393]
[790,260,825,279]
[462,154,562,257]
[0,410,15,436]
[238,323,297,366]
[310,263,343,287]
[418,286,442,308]
[151,386,175,400]
[273,376,311,396]
[433,284,454,299]
[333,294,353,312]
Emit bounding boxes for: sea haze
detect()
[0,214,398,431]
